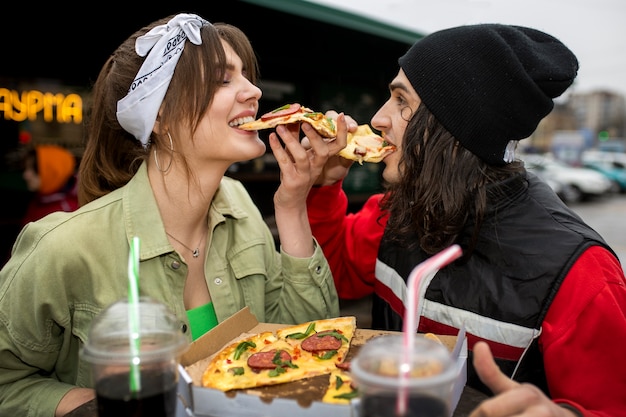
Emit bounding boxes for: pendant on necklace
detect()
[192,248,200,258]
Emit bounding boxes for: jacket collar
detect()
[123,162,249,261]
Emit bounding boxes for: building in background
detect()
[523,91,626,160]
[569,91,626,139]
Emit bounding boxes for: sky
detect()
[308,0,626,97]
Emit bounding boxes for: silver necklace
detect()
[166,229,207,258]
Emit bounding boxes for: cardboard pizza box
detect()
[176,307,467,417]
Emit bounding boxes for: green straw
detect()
[127,236,141,393]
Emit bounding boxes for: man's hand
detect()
[300,110,357,186]
[469,342,579,417]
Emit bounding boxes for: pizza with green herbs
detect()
[237,103,337,138]
[201,316,356,393]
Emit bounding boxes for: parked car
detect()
[581,149,626,166]
[520,153,613,203]
[582,160,626,193]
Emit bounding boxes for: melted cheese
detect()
[338,124,396,164]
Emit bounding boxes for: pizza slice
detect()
[238,103,337,138]
[238,103,396,164]
[277,316,356,365]
[322,364,358,404]
[201,316,356,392]
[424,332,443,344]
[319,333,443,404]
[338,124,396,164]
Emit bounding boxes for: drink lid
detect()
[351,334,457,389]
[81,297,188,365]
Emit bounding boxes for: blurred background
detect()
[2,0,625,271]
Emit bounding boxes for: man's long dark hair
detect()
[380,103,525,256]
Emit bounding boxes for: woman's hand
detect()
[268,113,351,257]
[269,112,351,209]
[469,342,580,417]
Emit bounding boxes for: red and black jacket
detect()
[373,174,615,396]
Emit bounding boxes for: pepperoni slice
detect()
[260,103,301,121]
[247,350,292,370]
[335,361,351,371]
[301,331,343,352]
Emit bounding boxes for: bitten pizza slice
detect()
[238,103,395,164]
[338,124,396,164]
[237,103,337,138]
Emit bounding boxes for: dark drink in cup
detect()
[360,392,449,417]
[82,298,188,417]
[96,369,177,417]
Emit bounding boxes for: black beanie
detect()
[399,24,579,165]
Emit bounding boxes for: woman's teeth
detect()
[229,116,255,127]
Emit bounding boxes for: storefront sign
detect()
[0,88,82,124]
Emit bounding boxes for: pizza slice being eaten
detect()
[238,103,396,164]
[237,103,337,138]
[338,124,396,164]
[201,316,357,392]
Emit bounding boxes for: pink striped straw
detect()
[396,244,463,416]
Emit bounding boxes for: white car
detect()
[581,149,626,166]
[521,153,613,203]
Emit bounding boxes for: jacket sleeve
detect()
[272,239,341,323]
[540,246,626,417]
[0,226,77,417]
[306,181,387,299]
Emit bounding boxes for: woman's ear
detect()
[153,110,166,135]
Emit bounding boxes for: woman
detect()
[307,24,626,416]
[0,13,345,416]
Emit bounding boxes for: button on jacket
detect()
[0,162,339,416]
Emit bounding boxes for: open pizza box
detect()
[175,307,467,417]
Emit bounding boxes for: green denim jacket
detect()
[0,162,339,416]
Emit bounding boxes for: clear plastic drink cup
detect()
[81,297,188,417]
[351,334,457,417]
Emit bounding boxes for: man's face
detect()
[371,69,422,183]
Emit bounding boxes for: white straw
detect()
[397,244,462,415]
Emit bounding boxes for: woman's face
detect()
[191,40,264,167]
[371,69,421,184]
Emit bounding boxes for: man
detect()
[307,24,626,416]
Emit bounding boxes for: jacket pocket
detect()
[227,237,270,279]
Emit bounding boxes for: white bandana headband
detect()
[116,13,211,147]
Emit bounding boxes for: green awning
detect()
[241,0,423,44]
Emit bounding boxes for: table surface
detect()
[64,385,488,417]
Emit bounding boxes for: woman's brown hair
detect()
[78,17,259,205]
